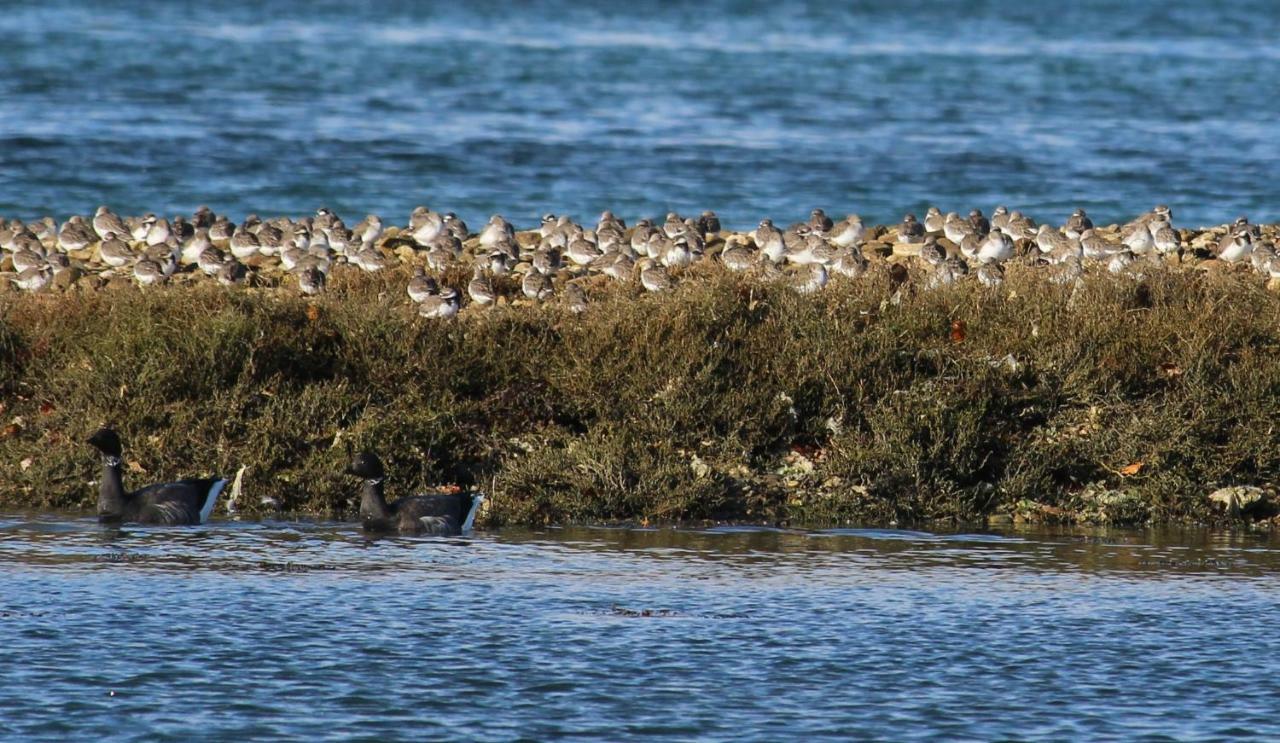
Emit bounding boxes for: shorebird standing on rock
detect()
[479,215,515,249]
[898,214,925,244]
[1217,228,1253,263]
[92,206,129,241]
[829,215,866,248]
[752,219,786,262]
[1064,208,1093,239]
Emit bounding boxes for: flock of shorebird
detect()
[2,204,1278,314]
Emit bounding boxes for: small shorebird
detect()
[990,206,1010,232]
[943,213,973,245]
[407,266,437,303]
[829,215,866,248]
[521,270,554,301]
[808,208,834,233]
[698,210,721,235]
[1150,220,1180,256]
[92,206,129,241]
[830,248,868,279]
[897,214,925,244]
[1064,209,1093,239]
[752,219,785,263]
[1216,228,1253,263]
[563,282,588,314]
[919,236,947,266]
[720,240,755,272]
[479,215,515,249]
[296,266,326,295]
[638,258,673,292]
[924,207,946,235]
[419,287,460,319]
[99,232,135,267]
[1121,222,1154,254]
[217,260,248,286]
[976,261,1004,287]
[794,263,828,294]
[133,258,167,287]
[976,228,1014,264]
[467,266,497,306]
[229,226,260,259]
[12,265,52,292]
[1080,229,1118,260]
[967,208,990,237]
[353,215,383,249]
[57,215,95,252]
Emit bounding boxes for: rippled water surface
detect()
[2,1,1279,226]
[3,517,1280,740]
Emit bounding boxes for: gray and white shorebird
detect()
[898,214,925,244]
[479,215,515,249]
[521,270,554,301]
[1064,208,1093,240]
[419,287,460,319]
[829,215,867,248]
[752,219,786,263]
[794,263,828,294]
[197,246,227,276]
[923,207,946,235]
[1216,228,1253,263]
[12,265,52,292]
[563,282,589,314]
[296,266,326,295]
[990,206,1011,232]
[976,228,1014,264]
[719,240,756,272]
[57,215,95,252]
[217,260,248,286]
[638,257,673,292]
[943,212,973,245]
[467,265,497,306]
[92,206,130,241]
[1080,229,1118,260]
[407,267,438,304]
[98,232,135,267]
[1150,220,1180,256]
[830,248,869,279]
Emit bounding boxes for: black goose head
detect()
[345,451,386,480]
[87,428,123,458]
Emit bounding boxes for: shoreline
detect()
[3,249,1279,527]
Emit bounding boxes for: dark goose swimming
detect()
[345,452,484,536]
[87,428,226,526]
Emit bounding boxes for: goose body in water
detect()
[87,428,226,525]
[346,452,484,536]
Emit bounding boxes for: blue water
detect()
[2,520,1280,740]
[2,1,1279,228]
